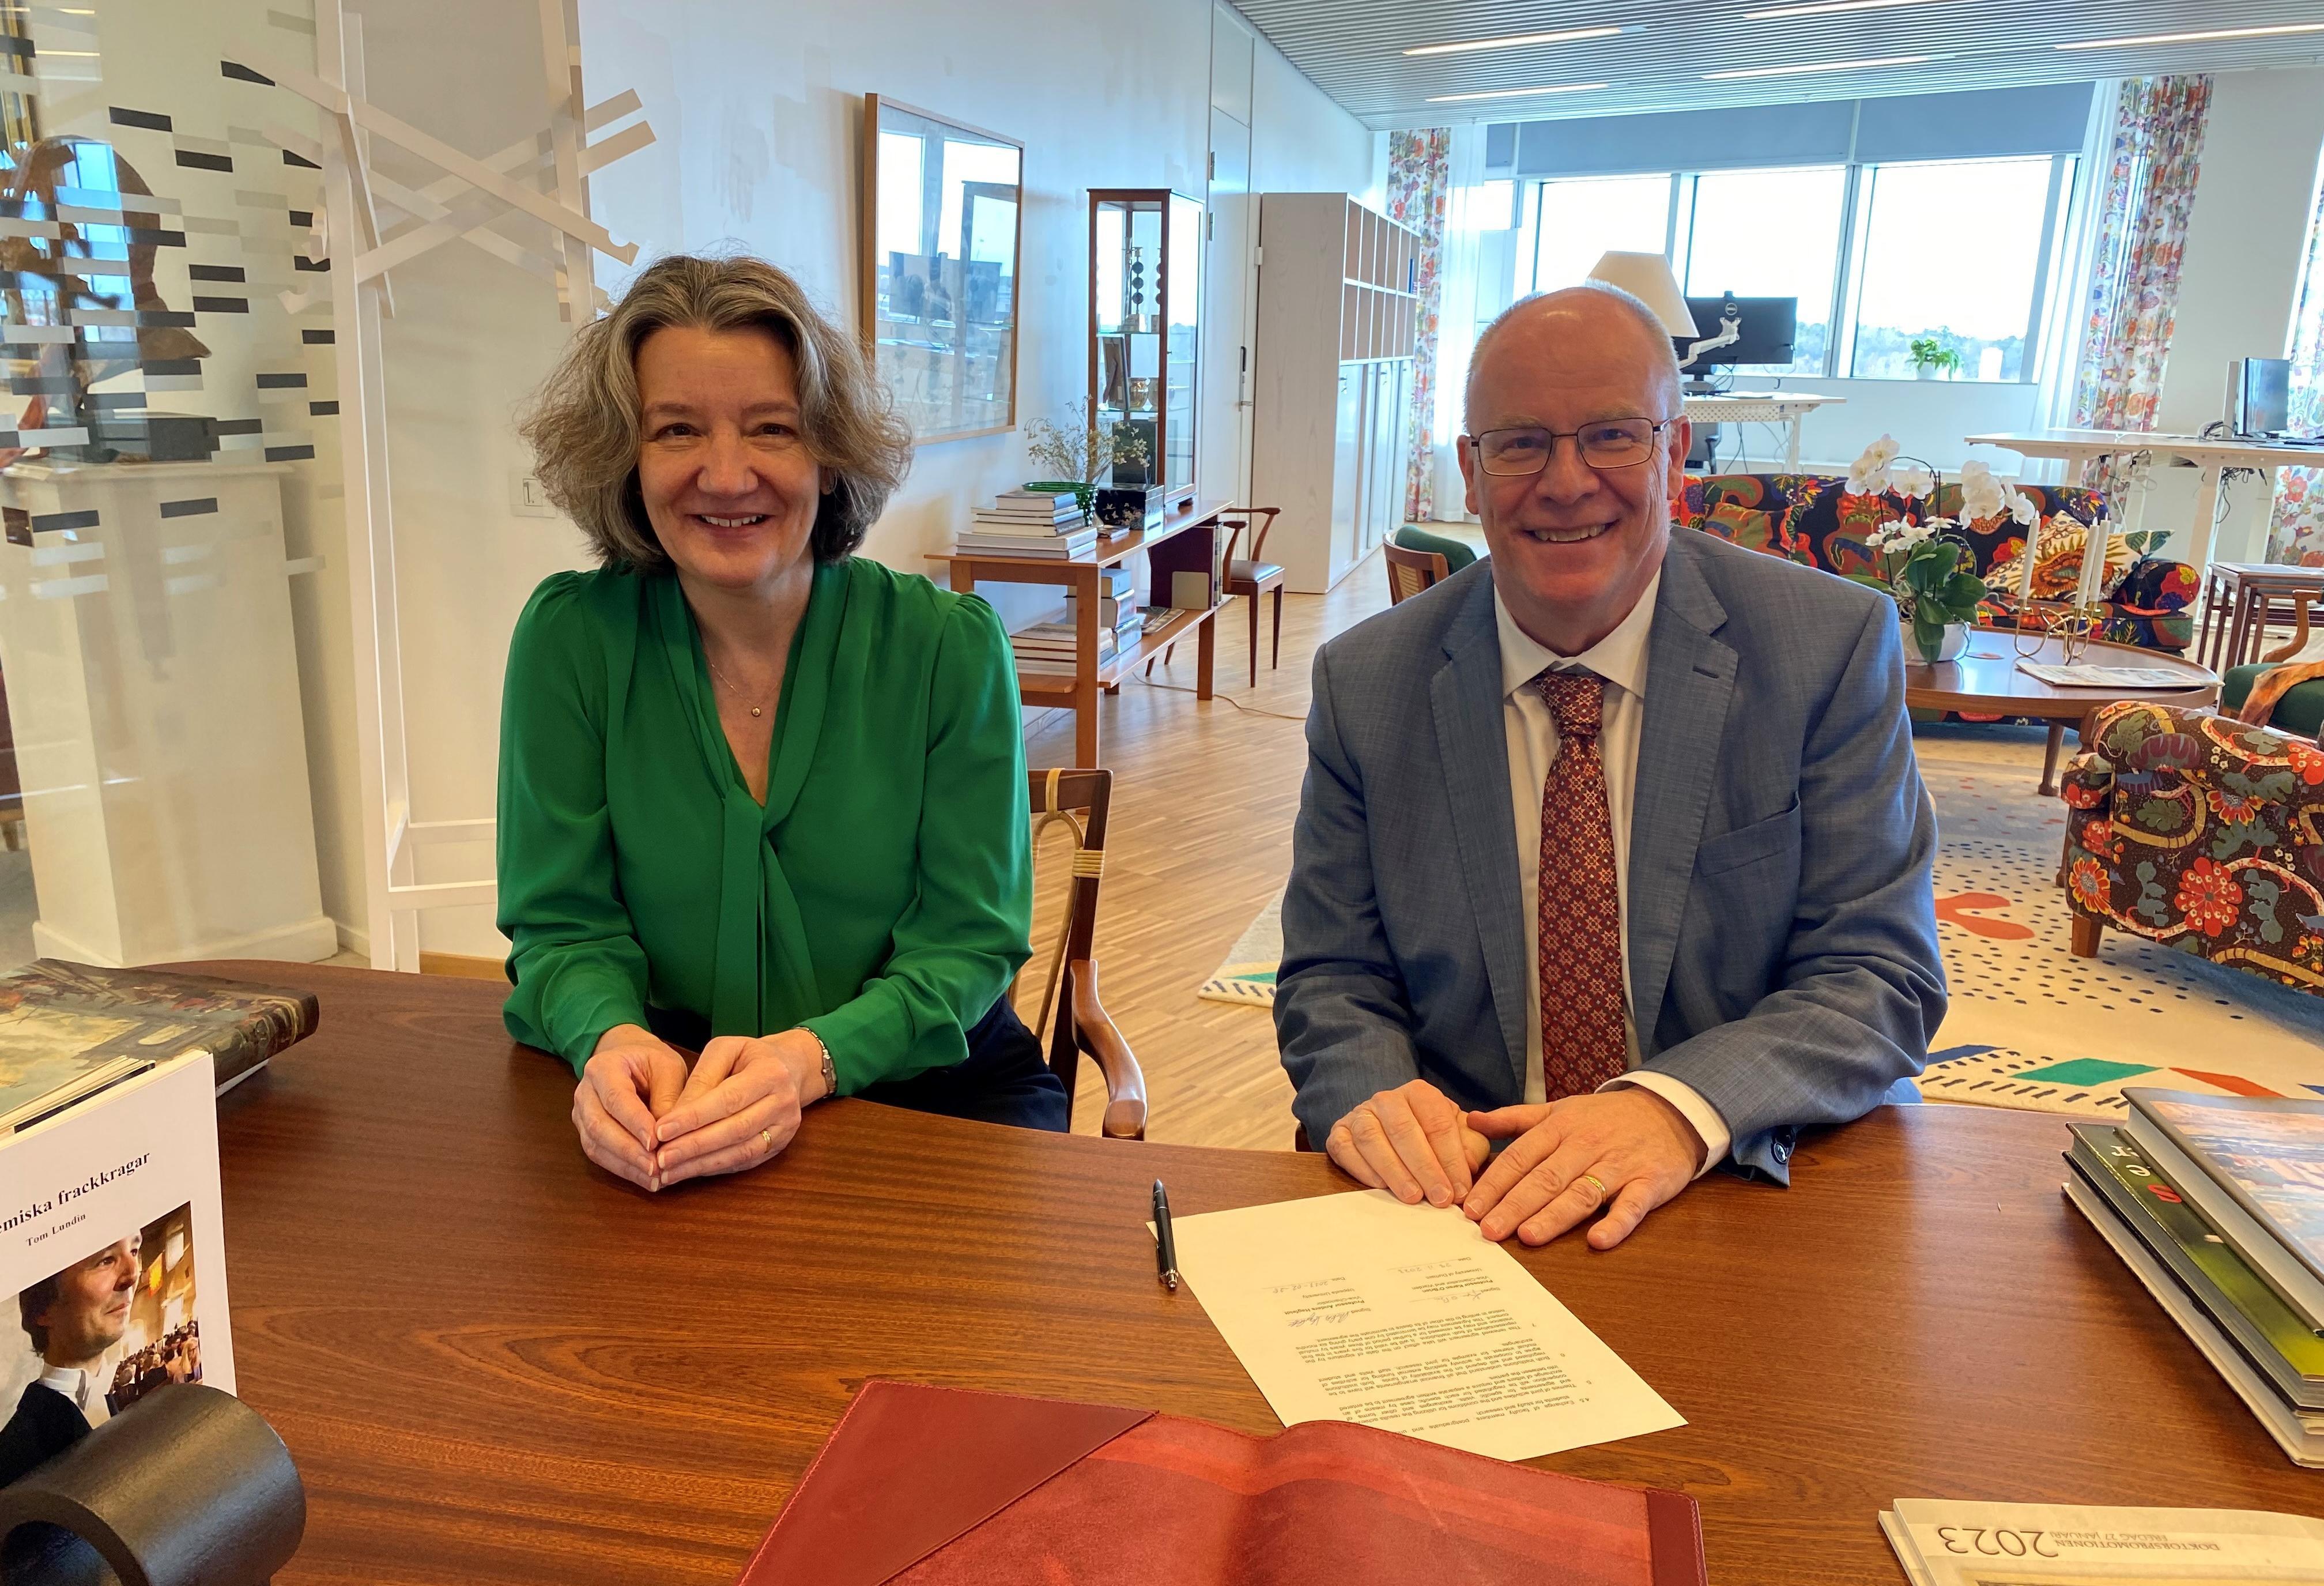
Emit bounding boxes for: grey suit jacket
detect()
[1275,528,1945,1184]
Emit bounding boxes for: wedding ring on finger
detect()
[760,1128,775,1154]
[1576,1172,1610,1208]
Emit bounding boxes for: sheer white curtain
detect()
[1428,125,1516,523]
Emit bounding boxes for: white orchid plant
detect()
[1844,435,2031,658]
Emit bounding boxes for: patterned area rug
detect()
[1197,724,2324,1119]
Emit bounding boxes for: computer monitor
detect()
[2234,356,2291,437]
[1681,294,1797,368]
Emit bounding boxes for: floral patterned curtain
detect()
[2266,155,2324,566]
[2070,76,2213,433]
[1386,128,1450,523]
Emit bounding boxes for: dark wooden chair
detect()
[1383,541,1448,605]
[1021,768,1147,1138]
[1220,506,1285,687]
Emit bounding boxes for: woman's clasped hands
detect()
[573,1024,831,1191]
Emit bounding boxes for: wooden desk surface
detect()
[207,963,2319,1586]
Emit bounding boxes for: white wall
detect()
[2143,65,2324,563]
[1716,375,2043,475]
[349,0,1369,956]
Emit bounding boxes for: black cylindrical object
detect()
[0,1383,304,1586]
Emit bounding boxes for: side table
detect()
[2197,561,2324,672]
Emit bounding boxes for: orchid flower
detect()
[1847,434,1901,496]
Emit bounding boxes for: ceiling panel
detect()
[1223,0,2324,130]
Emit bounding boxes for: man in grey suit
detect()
[1276,285,1944,1251]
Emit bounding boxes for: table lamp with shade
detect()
[1584,251,1740,374]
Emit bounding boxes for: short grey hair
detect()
[1463,282,1682,430]
[520,253,913,570]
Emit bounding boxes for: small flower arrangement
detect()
[1024,399,1150,518]
[1845,435,2013,662]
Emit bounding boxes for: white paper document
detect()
[1163,1189,1684,1461]
[1882,1498,2324,1586]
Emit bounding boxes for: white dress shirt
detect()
[1495,575,1734,1175]
[36,1363,109,1427]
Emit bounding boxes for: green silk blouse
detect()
[495,556,1032,1090]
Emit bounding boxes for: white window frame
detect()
[1521,151,2085,383]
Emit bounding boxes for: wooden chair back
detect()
[1383,542,1449,604]
[1020,768,1146,1137]
[1221,506,1282,567]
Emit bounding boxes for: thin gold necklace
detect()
[704,653,767,718]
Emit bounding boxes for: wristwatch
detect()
[805,1029,836,1103]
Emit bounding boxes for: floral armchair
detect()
[2060,701,2324,996]
[1681,472,2199,653]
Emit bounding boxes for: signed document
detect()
[1162,1189,1682,1462]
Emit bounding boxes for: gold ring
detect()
[1577,1173,1609,1204]
[760,1128,774,1152]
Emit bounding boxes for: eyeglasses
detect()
[1466,417,1677,476]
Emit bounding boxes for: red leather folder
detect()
[737,1381,1706,1585]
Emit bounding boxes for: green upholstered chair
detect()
[2224,663,2324,743]
[1392,525,1477,574]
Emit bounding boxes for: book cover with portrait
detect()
[0,1055,233,1490]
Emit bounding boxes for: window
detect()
[1845,156,2065,381]
[1520,173,1670,296]
[1509,152,2080,382]
[1680,165,1846,376]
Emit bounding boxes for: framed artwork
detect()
[859,95,1023,444]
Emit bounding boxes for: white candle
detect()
[2016,514,2040,634]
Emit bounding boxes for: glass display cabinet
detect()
[1088,188,1202,506]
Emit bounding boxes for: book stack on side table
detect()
[953,489,1099,559]
[1009,623,1115,679]
[2061,1088,2324,1466]
[1062,566,1140,646]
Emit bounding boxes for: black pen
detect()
[1152,1178,1180,1293]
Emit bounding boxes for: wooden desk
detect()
[211,963,2319,1586]
[933,496,1231,766]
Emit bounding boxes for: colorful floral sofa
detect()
[2060,701,2324,997]
[1680,473,2200,653]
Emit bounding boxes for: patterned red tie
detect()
[1535,669,1628,1101]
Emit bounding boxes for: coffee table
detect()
[1906,628,2220,796]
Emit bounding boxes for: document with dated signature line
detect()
[1159,1189,1683,1462]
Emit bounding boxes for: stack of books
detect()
[954,489,1099,559]
[2061,1087,2324,1466]
[1062,566,1141,644]
[1009,622,1115,678]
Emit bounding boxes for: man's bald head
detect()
[1463,284,1682,432]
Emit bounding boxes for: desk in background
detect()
[1682,391,1842,471]
[932,495,1229,766]
[202,962,2321,1586]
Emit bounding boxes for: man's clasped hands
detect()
[1324,1079,1707,1250]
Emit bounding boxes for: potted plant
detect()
[1863,523,1988,662]
[1023,399,1150,521]
[1908,336,1962,381]
[1844,435,2012,662]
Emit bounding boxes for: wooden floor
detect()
[1023,551,1399,1150]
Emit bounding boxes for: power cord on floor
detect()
[1131,675,1310,722]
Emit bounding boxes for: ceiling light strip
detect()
[1744,0,1930,19]
[1425,81,1610,103]
[2055,21,2324,48]
[1404,25,1621,56]
[1703,54,1934,79]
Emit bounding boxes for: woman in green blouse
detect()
[500,254,1061,1193]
